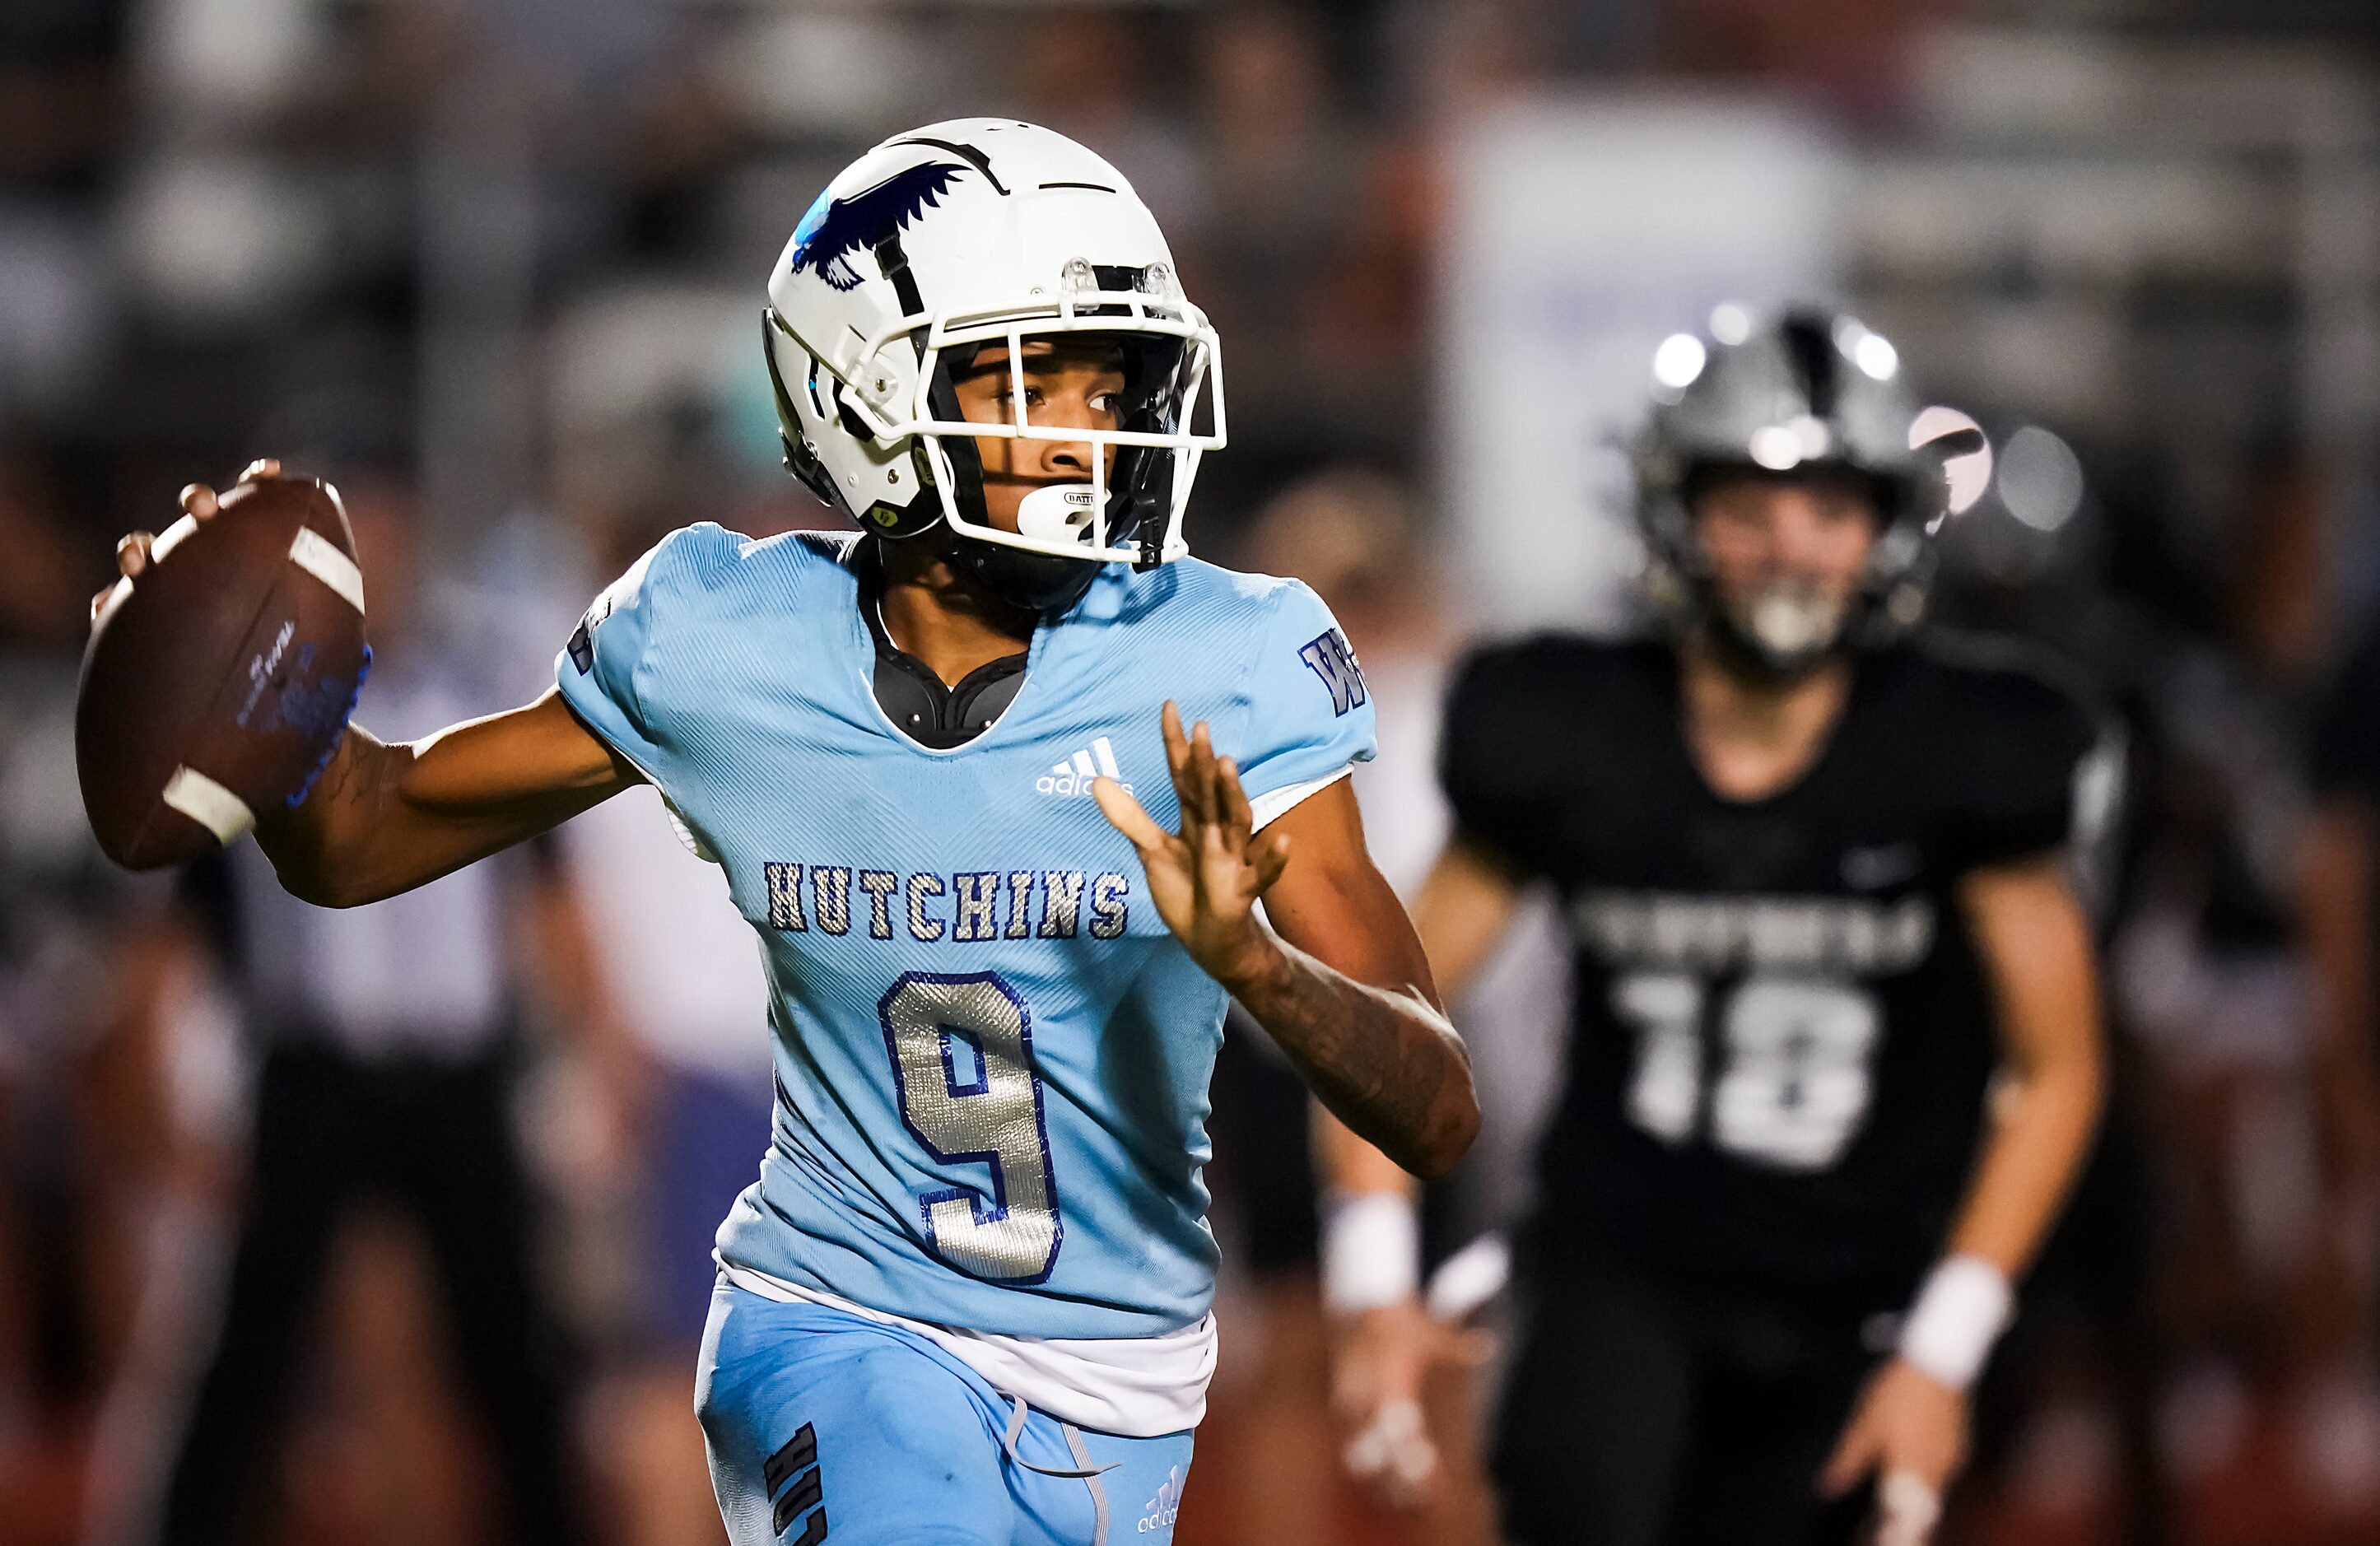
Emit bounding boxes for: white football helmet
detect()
[762,119,1225,601]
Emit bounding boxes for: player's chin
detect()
[971,493,1028,535]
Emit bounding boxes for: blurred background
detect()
[4,2,2380,1544]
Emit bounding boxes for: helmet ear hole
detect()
[762,314,848,514]
[783,433,837,508]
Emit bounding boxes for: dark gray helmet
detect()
[1634,304,1980,677]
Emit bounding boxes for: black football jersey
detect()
[1443,633,2103,1310]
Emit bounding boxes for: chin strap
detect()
[938,526,1102,616]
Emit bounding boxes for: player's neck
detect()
[875,540,1039,687]
[1676,636,1852,802]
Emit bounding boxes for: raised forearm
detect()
[1227,929,1479,1180]
[254,724,410,905]
[256,691,634,907]
[1092,732,1479,1177]
[1307,836,1521,1193]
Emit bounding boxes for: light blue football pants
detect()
[695,1279,1195,1545]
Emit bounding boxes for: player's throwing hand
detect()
[1093,700,1290,991]
[91,458,283,621]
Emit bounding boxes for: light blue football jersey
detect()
[557,527,1375,1340]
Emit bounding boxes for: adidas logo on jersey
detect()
[1137,1465,1184,1533]
[1037,736,1131,798]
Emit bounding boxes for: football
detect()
[76,477,371,870]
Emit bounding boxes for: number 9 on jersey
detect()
[878,972,1064,1282]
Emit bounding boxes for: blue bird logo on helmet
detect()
[788,163,972,293]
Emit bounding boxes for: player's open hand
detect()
[1819,1357,1968,1545]
[1093,701,1289,991]
[92,458,284,623]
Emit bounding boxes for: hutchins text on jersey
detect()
[764,862,1129,943]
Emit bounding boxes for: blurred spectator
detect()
[1192,12,1359,440]
[1009,9,1203,235]
[2300,612,2380,1444]
[0,0,130,427]
[520,519,775,1546]
[2100,469,2380,1525]
[1241,465,1569,1260]
[1241,468,1450,890]
[1927,425,2175,1545]
[534,775,768,1546]
[0,442,88,649]
[0,440,168,1541]
[100,480,589,1546]
[2304,616,2380,1217]
[1190,469,1506,1546]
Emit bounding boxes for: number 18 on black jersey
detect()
[1440,635,2108,1310]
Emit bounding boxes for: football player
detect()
[106,121,1478,1546]
[1321,308,2109,1546]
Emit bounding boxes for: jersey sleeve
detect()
[2310,622,2380,806]
[1234,579,1378,829]
[1940,663,2112,874]
[553,535,677,775]
[1437,642,1558,876]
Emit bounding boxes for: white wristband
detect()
[1897,1255,2012,1391]
[1320,1191,1420,1314]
